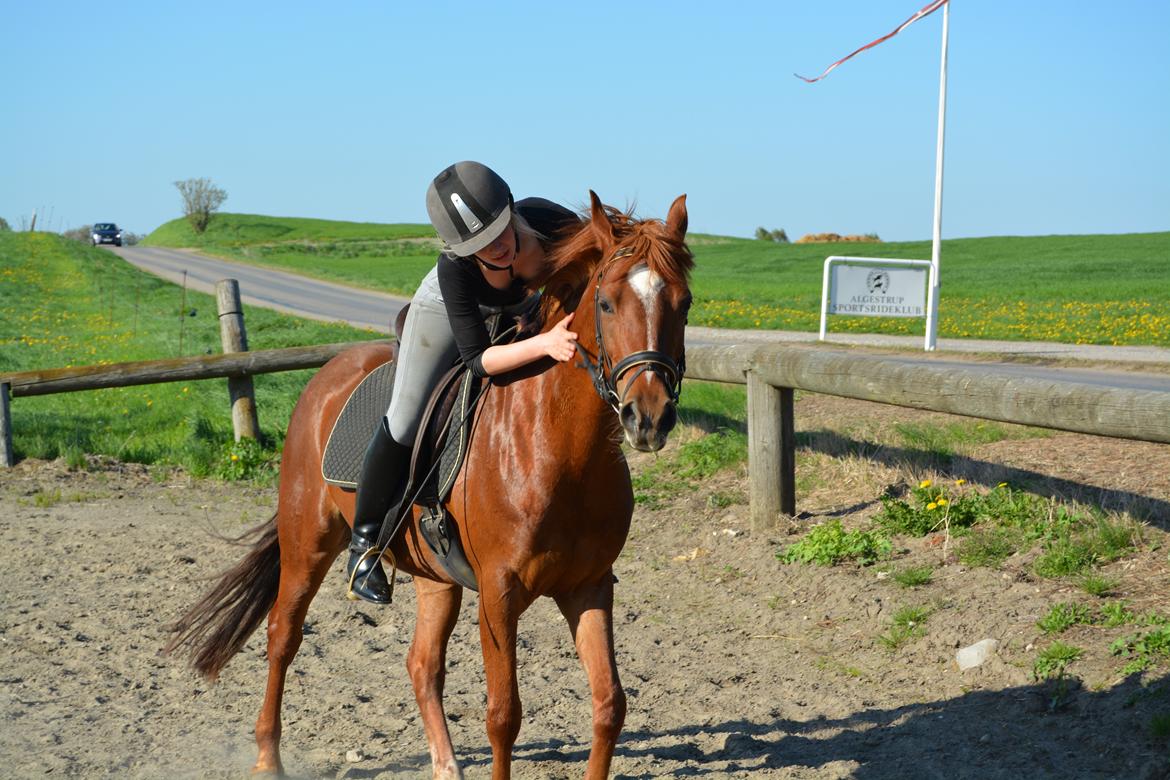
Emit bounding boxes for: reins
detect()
[575,245,686,414]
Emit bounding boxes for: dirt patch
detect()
[2,401,1169,779]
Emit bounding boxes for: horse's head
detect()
[541,192,693,452]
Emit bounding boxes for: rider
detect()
[346,161,582,603]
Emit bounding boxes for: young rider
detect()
[346,161,581,603]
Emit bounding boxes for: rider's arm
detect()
[478,316,575,375]
[437,256,577,377]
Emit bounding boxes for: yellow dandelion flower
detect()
[937,498,948,506]
[230,454,239,462]
[919,479,932,489]
[955,479,966,486]
[997,482,1008,488]
[927,502,938,511]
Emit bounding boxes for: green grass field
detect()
[0,230,747,474]
[145,213,439,295]
[147,214,1170,346]
[689,232,1169,345]
[0,231,380,475]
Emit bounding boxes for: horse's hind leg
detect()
[554,575,626,780]
[407,578,465,780]
[254,505,348,776]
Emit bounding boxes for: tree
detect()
[0,216,10,231]
[174,177,228,233]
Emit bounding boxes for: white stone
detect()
[956,638,1000,671]
[346,749,364,763]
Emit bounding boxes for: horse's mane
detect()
[532,204,694,326]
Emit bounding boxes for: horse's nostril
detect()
[620,403,638,429]
[661,403,677,432]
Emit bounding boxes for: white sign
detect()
[819,256,936,350]
[829,264,927,318]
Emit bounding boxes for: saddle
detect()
[322,296,540,591]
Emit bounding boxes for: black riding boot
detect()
[346,418,410,604]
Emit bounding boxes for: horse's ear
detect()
[589,190,615,245]
[666,194,688,240]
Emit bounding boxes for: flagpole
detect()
[925,0,949,351]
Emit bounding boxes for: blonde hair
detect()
[440,210,545,260]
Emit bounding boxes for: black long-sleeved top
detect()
[436,197,580,377]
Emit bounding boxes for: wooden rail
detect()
[1,341,380,399]
[4,339,1167,532]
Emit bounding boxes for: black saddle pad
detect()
[321,360,396,488]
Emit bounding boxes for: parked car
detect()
[91,223,123,247]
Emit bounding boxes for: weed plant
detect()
[1033,512,1140,578]
[778,519,891,566]
[892,565,933,588]
[1110,626,1170,675]
[1079,574,1120,597]
[1151,712,1170,742]
[1100,601,1136,627]
[1037,602,1095,634]
[1033,641,1083,680]
[957,525,1027,568]
[879,605,930,650]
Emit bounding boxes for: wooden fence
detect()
[686,344,1170,527]
[4,310,1169,528]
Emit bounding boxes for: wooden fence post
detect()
[747,371,796,528]
[1,382,13,467]
[215,280,260,441]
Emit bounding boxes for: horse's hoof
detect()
[251,760,284,777]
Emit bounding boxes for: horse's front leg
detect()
[554,573,625,780]
[408,578,464,780]
[478,578,532,780]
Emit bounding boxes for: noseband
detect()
[577,246,686,414]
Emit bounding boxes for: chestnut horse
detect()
[166,192,693,779]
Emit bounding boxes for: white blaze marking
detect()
[626,263,664,381]
[627,263,665,304]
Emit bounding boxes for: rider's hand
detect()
[542,312,578,362]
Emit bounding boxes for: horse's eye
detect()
[599,298,614,314]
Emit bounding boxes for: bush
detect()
[0,216,11,231]
[754,227,789,243]
[63,224,93,243]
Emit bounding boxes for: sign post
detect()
[925,0,950,351]
[820,256,932,349]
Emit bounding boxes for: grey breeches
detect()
[384,266,536,446]
[385,267,458,445]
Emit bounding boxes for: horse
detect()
[165,191,693,779]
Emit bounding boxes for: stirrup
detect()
[346,545,398,603]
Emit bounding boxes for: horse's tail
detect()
[164,516,282,681]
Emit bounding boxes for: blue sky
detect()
[3,1,1167,241]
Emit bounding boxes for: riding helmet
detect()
[425,161,514,257]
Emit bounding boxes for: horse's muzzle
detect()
[620,400,677,452]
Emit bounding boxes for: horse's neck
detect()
[508,307,616,451]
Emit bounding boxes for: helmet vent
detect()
[449,193,483,233]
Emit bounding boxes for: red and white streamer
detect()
[796,0,949,83]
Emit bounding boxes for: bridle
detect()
[577,246,686,414]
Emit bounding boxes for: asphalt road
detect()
[113,245,409,333]
[112,245,1170,393]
